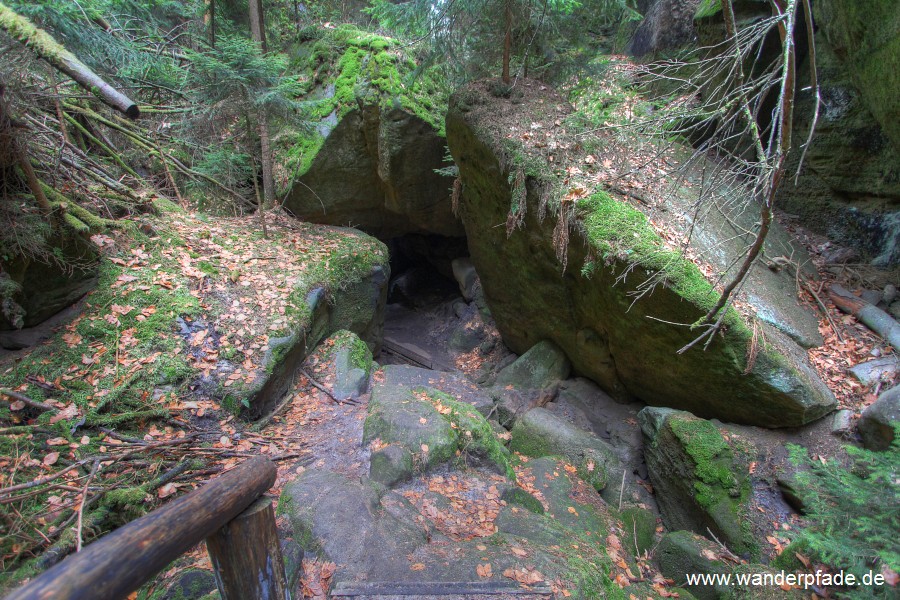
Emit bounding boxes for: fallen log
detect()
[0,2,139,119]
[829,284,900,350]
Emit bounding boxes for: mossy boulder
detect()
[369,444,415,487]
[284,27,461,239]
[639,408,755,557]
[364,373,514,478]
[446,78,834,427]
[620,505,658,556]
[242,233,389,419]
[494,339,571,390]
[509,407,622,499]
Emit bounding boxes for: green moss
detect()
[290,25,448,177]
[668,415,738,508]
[421,388,516,480]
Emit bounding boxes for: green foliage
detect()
[787,434,900,598]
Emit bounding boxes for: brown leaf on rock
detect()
[476,563,492,578]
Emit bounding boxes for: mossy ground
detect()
[0,204,387,589]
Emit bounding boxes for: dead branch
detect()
[829,284,900,349]
[0,388,58,413]
[0,2,139,118]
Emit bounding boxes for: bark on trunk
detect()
[0,2,139,118]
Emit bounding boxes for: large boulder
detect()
[446,78,835,427]
[241,227,389,419]
[639,408,755,556]
[283,27,462,239]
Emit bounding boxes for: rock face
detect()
[639,408,754,556]
[628,0,701,56]
[446,78,835,427]
[284,104,463,238]
[0,233,98,331]
[774,16,900,265]
[693,1,900,264]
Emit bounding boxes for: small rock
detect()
[830,409,854,437]
[858,386,900,451]
[860,289,882,307]
[883,284,897,306]
[850,356,900,387]
[451,258,479,302]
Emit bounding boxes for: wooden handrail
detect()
[5,456,279,600]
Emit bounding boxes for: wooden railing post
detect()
[206,496,289,600]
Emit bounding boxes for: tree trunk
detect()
[0,2,139,118]
[205,0,216,48]
[247,0,273,238]
[502,0,512,84]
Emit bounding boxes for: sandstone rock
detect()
[494,340,571,390]
[639,407,754,556]
[858,385,900,450]
[510,407,622,499]
[446,79,835,427]
[628,0,700,56]
[369,444,414,487]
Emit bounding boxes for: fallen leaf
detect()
[701,548,718,561]
[158,483,177,498]
[49,404,79,424]
[9,401,24,411]
[476,563,492,578]
[511,546,527,558]
[43,452,59,466]
[421,444,429,453]
[47,437,68,446]
[410,563,426,571]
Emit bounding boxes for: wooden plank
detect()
[5,456,276,600]
[382,338,434,369]
[331,581,553,596]
[206,497,288,600]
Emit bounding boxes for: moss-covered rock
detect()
[446,78,835,427]
[284,26,461,238]
[369,444,415,487]
[509,407,622,498]
[656,530,802,600]
[620,505,658,556]
[639,408,755,557]
[493,339,571,390]
[242,232,389,418]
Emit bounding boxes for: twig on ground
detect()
[0,388,58,413]
[75,460,100,552]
